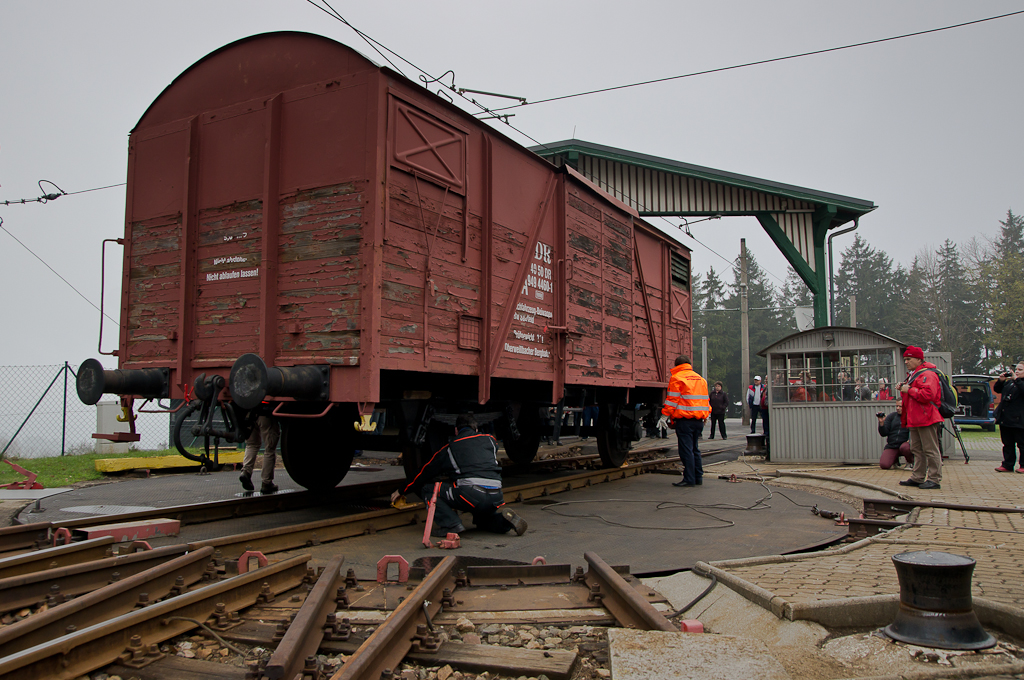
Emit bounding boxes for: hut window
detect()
[771,348,899,403]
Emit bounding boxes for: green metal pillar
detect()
[756,205,836,328]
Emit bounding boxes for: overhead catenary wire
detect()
[301,2,814,290]
[303,0,548,148]
[0,214,120,327]
[485,9,1024,114]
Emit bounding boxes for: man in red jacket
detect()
[897,346,944,490]
[658,356,711,487]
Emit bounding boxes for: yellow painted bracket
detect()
[354,414,377,432]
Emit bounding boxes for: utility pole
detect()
[740,238,750,427]
[849,295,857,328]
[701,336,708,382]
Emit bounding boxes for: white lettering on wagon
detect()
[504,343,550,359]
[520,242,554,301]
[205,268,259,282]
[505,240,557,361]
[213,255,247,266]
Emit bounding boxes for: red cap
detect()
[903,346,924,360]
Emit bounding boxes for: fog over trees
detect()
[691,209,1024,402]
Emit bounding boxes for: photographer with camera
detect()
[897,346,944,490]
[877,402,912,470]
[994,362,1024,473]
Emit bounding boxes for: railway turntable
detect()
[11,438,854,578]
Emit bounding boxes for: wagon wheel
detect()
[596,403,633,468]
[171,400,223,471]
[501,403,542,466]
[399,419,450,489]
[279,404,355,492]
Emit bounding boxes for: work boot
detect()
[501,508,528,536]
[260,481,278,494]
[431,523,465,538]
[239,471,254,491]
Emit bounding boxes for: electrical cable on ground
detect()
[668,572,718,619]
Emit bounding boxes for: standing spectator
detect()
[708,381,729,440]
[835,371,855,401]
[241,414,279,494]
[746,376,764,433]
[993,362,1024,473]
[877,401,913,469]
[791,371,817,402]
[855,376,872,401]
[658,356,710,487]
[897,346,944,490]
[876,378,895,401]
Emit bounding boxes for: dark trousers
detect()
[674,418,704,484]
[708,412,726,439]
[749,405,761,432]
[1000,425,1024,470]
[419,482,514,533]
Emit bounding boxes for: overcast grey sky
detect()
[1,1,1021,370]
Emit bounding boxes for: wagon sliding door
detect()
[563,180,636,389]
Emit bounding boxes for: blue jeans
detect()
[674,419,705,484]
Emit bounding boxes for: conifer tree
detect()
[989,210,1024,366]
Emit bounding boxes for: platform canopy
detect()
[531,139,876,327]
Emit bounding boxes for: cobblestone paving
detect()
[706,448,1024,614]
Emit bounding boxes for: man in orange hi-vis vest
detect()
[657,355,711,487]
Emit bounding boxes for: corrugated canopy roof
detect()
[530,138,875,225]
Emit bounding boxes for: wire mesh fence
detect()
[0,363,168,459]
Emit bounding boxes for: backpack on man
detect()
[919,367,970,463]
[922,368,959,420]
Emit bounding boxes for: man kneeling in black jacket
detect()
[393,414,527,537]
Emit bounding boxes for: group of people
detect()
[876,350,1024,491]
[790,373,897,403]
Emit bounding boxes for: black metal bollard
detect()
[883,550,995,650]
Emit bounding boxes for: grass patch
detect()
[954,425,1002,444]
[0,448,208,487]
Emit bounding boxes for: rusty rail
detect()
[0,546,215,656]
[0,552,312,680]
[847,517,906,539]
[263,554,346,679]
[0,536,115,580]
[583,552,676,631]
[862,498,1024,520]
[0,521,51,554]
[0,543,192,614]
[42,478,402,532]
[333,555,458,680]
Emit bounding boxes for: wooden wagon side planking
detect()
[76,32,692,489]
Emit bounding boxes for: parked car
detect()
[953,374,997,431]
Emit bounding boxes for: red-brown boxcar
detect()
[77,32,692,490]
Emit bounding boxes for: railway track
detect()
[0,443,719,679]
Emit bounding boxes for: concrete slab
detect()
[641,571,829,650]
[0,487,72,500]
[607,628,791,680]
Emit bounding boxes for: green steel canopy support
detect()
[756,204,835,328]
